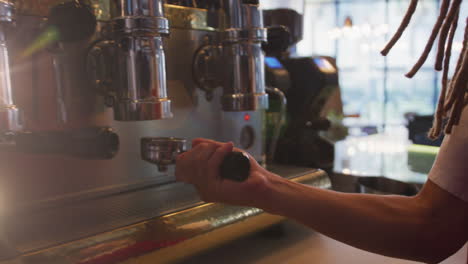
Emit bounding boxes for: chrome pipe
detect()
[221,1,268,111]
[0,0,13,22]
[0,1,20,133]
[222,0,242,29]
[113,0,165,17]
[110,0,171,121]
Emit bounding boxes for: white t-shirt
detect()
[429,106,468,203]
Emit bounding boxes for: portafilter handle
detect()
[141,137,250,182]
[219,151,251,182]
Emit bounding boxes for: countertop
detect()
[181,220,466,264]
[333,129,430,184]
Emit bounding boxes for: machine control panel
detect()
[221,111,264,165]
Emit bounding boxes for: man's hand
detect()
[175,138,277,207]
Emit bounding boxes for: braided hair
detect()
[381,0,466,139]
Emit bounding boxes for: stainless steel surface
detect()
[112,15,170,35]
[1,12,242,206]
[0,1,21,133]
[241,3,263,29]
[109,0,171,121]
[0,167,330,264]
[112,0,165,18]
[223,0,243,29]
[0,1,14,22]
[192,36,223,97]
[223,26,268,42]
[141,137,187,171]
[51,41,98,125]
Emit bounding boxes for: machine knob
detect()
[48,1,96,42]
[220,152,251,182]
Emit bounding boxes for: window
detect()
[297,0,466,126]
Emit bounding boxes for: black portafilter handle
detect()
[220,152,251,182]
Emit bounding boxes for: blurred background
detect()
[263,0,467,128]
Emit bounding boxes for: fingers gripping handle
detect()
[220,152,251,182]
[140,137,250,182]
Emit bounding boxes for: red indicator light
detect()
[244,113,250,121]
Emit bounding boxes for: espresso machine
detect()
[0,1,330,263]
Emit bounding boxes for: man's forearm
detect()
[176,138,468,262]
[258,175,458,263]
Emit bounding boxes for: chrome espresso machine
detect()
[0,1,330,263]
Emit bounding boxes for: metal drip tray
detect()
[1,166,330,264]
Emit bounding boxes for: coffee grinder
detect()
[262,2,339,171]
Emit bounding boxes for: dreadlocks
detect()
[381,0,467,139]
